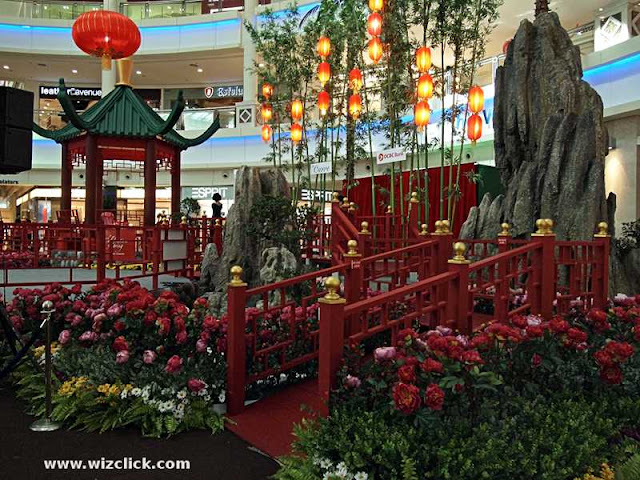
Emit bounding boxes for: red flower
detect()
[165,355,183,374]
[425,383,445,411]
[420,358,444,374]
[549,317,569,334]
[612,307,626,319]
[469,333,492,350]
[600,366,623,385]
[175,330,188,345]
[609,342,635,363]
[531,353,542,368]
[112,336,129,352]
[187,378,206,393]
[393,383,422,414]
[397,364,417,383]
[462,349,484,365]
[588,308,607,324]
[567,328,587,343]
[594,350,615,367]
[512,315,528,329]
[634,325,640,342]
[143,311,157,326]
[157,317,171,336]
[526,325,544,338]
[113,320,126,332]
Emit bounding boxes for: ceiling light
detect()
[136,70,142,75]
[197,68,203,73]
[72,69,78,73]
[2,65,9,70]
[598,7,603,11]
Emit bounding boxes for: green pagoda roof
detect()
[33,79,219,150]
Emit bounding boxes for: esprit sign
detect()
[310,162,332,175]
[183,186,234,200]
[300,189,333,202]
[376,147,406,165]
[204,85,244,99]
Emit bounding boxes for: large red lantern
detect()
[260,103,273,123]
[415,46,432,73]
[417,73,434,99]
[467,114,483,143]
[367,12,382,36]
[349,68,363,92]
[317,61,331,86]
[291,99,304,121]
[348,94,362,119]
[317,36,331,58]
[317,91,330,116]
[368,37,383,64]
[369,0,383,12]
[468,85,484,114]
[262,83,274,99]
[72,11,140,71]
[414,101,431,129]
[290,123,303,143]
[261,125,272,143]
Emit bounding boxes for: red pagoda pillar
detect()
[171,149,181,216]
[85,135,97,224]
[144,139,157,227]
[95,150,103,223]
[61,143,72,217]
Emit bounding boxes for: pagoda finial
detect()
[535,0,549,17]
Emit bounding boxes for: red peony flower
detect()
[187,378,206,393]
[157,317,171,336]
[588,308,608,324]
[600,365,623,385]
[113,320,126,332]
[526,325,544,338]
[112,336,129,352]
[175,330,188,345]
[427,336,449,356]
[393,383,421,414]
[609,342,635,362]
[425,383,445,410]
[398,364,417,383]
[470,333,492,350]
[462,349,484,365]
[634,325,640,342]
[567,328,587,343]
[165,355,183,374]
[549,317,569,334]
[420,358,444,374]
[143,310,157,326]
[116,350,130,364]
[594,350,615,367]
[531,353,542,368]
[512,315,528,329]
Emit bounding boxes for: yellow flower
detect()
[34,346,45,358]
[97,384,110,394]
[108,385,120,396]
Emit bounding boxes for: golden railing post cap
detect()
[595,221,609,237]
[348,202,357,212]
[386,205,393,214]
[322,276,343,302]
[441,220,450,234]
[498,222,511,236]
[215,219,222,226]
[229,265,246,286]
[360,221,370,234]
[344,239,360,257]
[410,192,419,203]
[332,192,340,203]
[449,241,470,264]
[420,224,428,235]
[181,215,188,225]
[434,220,442,234]
[341,197,350,207]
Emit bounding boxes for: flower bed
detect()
[277,296,640,480]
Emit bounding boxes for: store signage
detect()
[310,162,332,175]
[182,186,234,200]
[376,147,406,165]
[0,179,19,185]
[203,85,244,99]
[39,85,102,100]
[300,189,333,202]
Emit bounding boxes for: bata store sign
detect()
[182,186,234,200]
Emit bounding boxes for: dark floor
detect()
[0,385,279,480]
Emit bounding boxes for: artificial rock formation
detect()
[460,11,609,241]
[201,166,290,293]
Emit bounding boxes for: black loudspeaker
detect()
[0,86,34,174]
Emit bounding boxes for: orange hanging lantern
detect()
[72,11,141,71]
[262,82,274,99]
[468,85,484,114]
[467,114,483,143]
[368,0,383,12]
[291,99,303,121]
[368,37,383,64]
[317,36,331,59]
[260,103,273,123]
[349,68,363,92]
[290,123,303,143]
[417,73,434,99]
[348,94,362,119]
[367,12,382,36]
[317,61,331,86]
[317,90,330,116]
[414,101,431,129]
[261,124,272,143]
[415,46,432,73]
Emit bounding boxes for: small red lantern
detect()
[468,85,484,114]
[348,94,362,119]
[72,11,140,70]
[368,37,383,64]
[415,46,432,73]
[349,68,363,92]
[291,99,304,122]
[262,83,274,99]
[502,39,512,55]
[261,125,272,143]
[467,114,483,143]
[414,101,431,129]
[367,12,382,36]
[260,103,273,123]
[317,36,331,59]
[417,73,434,99]
[369,0,383,12]
[290,123,303,143]
[317,61,331,86]
[317,91,330,116]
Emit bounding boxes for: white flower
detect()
[218,392,226,403]
[336,463,348,476]
[120,390,128,399]
[177,391,187,400]
[322,473,332,480]
[204,394,211,402]
[354,473,368,480]
[320,459,332,469]
[206,347,213,354]
[161,388,172,396]
[279,373,288,382]
[131,388,142,397]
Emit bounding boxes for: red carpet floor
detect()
[226,380,326,458]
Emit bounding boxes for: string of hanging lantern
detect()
[260,82,274,143]
[316,35,332,118]
[367,0,384,64]
[467,85,484,144]
[290,98,303,144]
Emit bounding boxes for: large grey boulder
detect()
[259,247,297,284]
[199,243,219,287]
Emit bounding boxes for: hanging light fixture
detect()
[417,73,434,99]
[368,37,383,64]
[290,123,303,143]
[260,103,273,123]
[348,94,362,119]
[349,68,363,92]
[262,82,273,99]
[317,36,331,58]
[368,0,383,12]
[291,99,303,122]
[468,85,485,114]
[317,90,330,116]
[261,124,272,143]
[317,61,331,86]
[415,46,432,73]
[414,101,431,129]
[367,12,382,36]
[467,114,483,144]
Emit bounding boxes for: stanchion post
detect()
[497,223,511,254]
[318,277,345,414]
[593,222,610,309]
[531,219,556,318]
[446,243,472,334]
[226,266,247,416]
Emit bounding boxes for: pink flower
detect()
[344,375,361,389]
[142,350,157,364]
[107,304,123,317]
[71,314,84,327]
[187,378,206,393]
[116,350,130,364]
[531,353,542,368]
[175,330,188,345]
[165,355,183,374]
[196,339,208,353]
[58,329,71,345]
[374,346,397,362]
[436,326,453,336]
[78,331,98,344]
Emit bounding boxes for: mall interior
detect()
[0,0,638,231]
